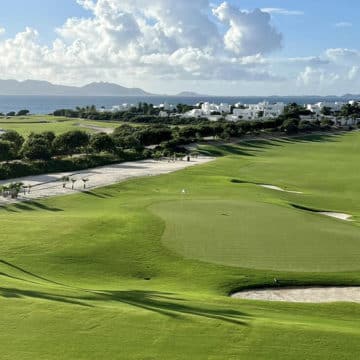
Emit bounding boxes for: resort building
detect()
[233,102,285,120]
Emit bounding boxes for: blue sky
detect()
[1,0,357,55]
[0,0,359,95]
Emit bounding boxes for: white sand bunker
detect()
[319,212,352,221]
[259,184,303,194]
[232,287,360,303]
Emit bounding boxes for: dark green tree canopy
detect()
[0,140,15,162]
[0,131,24,152]
[53,130,90,155]
[90,133,115,153]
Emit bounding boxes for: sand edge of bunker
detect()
[291,204,353,221]
[259,184,303,194]
[231,286,360,303]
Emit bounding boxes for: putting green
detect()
[152,199,360,272]
[1,132,360,359]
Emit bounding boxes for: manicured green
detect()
[0,131,360,359]
[153,199,360,271]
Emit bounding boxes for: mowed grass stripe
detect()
[0,131,359,359]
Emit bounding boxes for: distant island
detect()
[0,79,212,97]
[0,79,359,99]
[0,80,154,96]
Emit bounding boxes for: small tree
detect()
[0,140,14,163]
[0,130,25,153]
[90,133,115,153]
[21,136,52,160]
[60,176,70,188]
[53,130,90,156]
[281,119,299,134]
[17,109,30,116]
[8,182,24,199]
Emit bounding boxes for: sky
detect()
[0,0,359,95]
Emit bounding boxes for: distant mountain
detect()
[0,80,153,96]
[341,94,360,99]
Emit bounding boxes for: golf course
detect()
[0,115,120,137]
[1,131,360,359]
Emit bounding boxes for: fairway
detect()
[1,131,360,359]
[152,199,360,272]
[0,115,120,137]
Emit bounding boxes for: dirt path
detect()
[231,287,360,303]
[0,157,214,204]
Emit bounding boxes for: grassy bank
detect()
[0,131,359,359]
[0,115,120,137]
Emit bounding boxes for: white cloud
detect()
[335,22,352,28]
[0,27,5,35]
[297,66,339,87]
[325,48,359,64]
[279,56,329,66]
[213,2,282,56]
[0,0,358,95]
[261,8,304,16]
[0,0,284,85]
[348,66,359,80]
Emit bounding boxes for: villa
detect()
[233,102,285,120]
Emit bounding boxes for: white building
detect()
[159,111,169,118]
[232,102,285,120]
[159,102,175,111]
[183,109,204,118]
[111,103,135,112]
[306,101,345,114]
[201,102,231,115]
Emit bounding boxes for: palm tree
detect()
[8,182,23,199]
[71,178,77,190]
[60,176,70,189]
[0,185,8,198]
[82,178,89,189]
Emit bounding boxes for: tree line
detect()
[0,103,355,180]
[0,109,30,117]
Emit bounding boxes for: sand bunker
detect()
[259,184,303,194]
[319,212,352,221]
[231,287,360,303]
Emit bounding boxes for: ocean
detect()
[0,95,358,115]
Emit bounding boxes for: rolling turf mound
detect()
[1,132,360,359]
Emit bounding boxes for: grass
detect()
[0,115,121,137]
[0,131,360,359]
[152,199,360,272]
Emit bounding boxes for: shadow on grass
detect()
[0,263,250,323]
[28,201,63,212]
[1,201,63,213]
[0,206,19,213]
[201,133,343,158]
[0,271,41,285]
[199,144,256,157]
[0,260,68,288]
[0,287,93,307]
[82,191,113,199]
[92,289,250,325]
